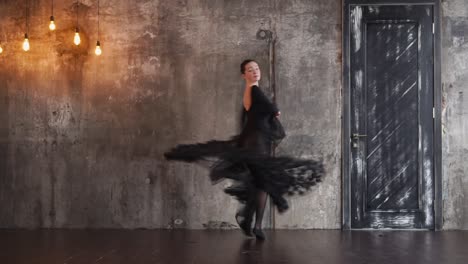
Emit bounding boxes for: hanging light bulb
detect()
[0,45,3,54]
[95,41,102,55]
[49,0,56,31]
[95,0,102,56]
[49,16,56,31]
[23,34,30,51]
[24,0,30,51]
[73,1,81,46]
[74,28,81,45]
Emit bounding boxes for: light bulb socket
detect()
[75,27,79,33]
[24,33,28,39]
[96,40,101,46]
[50,16,55,21]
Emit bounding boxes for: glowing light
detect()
[95,41,102,56]
[74,28,81,45]
[95,0,103,56]
[23,34,30,51]
[49,16,56,31]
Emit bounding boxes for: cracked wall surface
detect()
[0,0,466,230]
[0,0,341,229]
[442,0,468,230]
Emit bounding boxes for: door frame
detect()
[342,0,442,230]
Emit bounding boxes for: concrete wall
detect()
[0,0,466,230]
[273,1,342,229]
[0,0,341,229]
[442,0,468,230]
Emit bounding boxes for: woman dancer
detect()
[165,59,324,240]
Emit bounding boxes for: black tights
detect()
[254,190,267,229]
[239,189,267,229]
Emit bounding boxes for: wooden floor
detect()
[1,229,467,264]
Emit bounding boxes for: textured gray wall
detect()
[0,0,466,230]
[0,0,341,229]
[273,1,342,229]
[442,0,468,230]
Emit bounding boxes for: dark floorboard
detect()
[0,229,467,264]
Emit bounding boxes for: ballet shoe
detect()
[236,213,253,237]
[252,228,266,240]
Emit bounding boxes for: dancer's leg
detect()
[254,190,267,229]
[252,190,267,240]
[236,191,255,237]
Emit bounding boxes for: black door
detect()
[349,5,434,229]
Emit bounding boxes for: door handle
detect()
[352,133,367,139]
[351,133,367,148]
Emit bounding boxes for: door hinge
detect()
[432,23,435,34]
[433,107,435,119]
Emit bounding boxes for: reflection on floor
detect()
[1,229,467,264]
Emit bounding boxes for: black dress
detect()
[164,85,324,213]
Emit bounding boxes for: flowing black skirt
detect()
[164,136,324,213]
